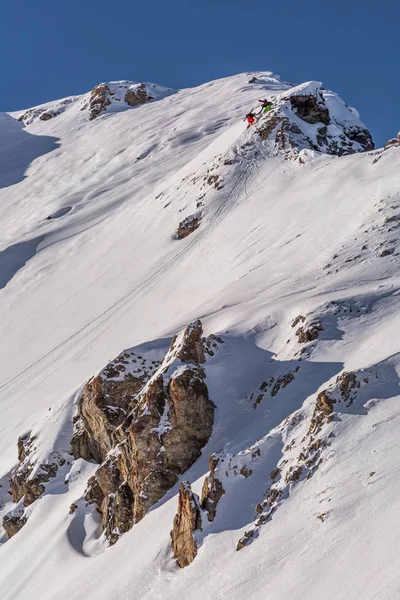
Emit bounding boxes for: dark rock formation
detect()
[290,93,329,125]
[8,433,61,507]
[296,321,323,343]
[88,84,112,120]
[124,83,153,106]
[10,462,59,507]
[171,482,202,567]
[2,514,27,538]
[84,320,216,544]
[71,351,158,463]
[308,391,334,436]
[252,370,296,407]
[285,465,303,483]
[175,215,201,240]
[236,530,255,550]
[200,455,225,522]
[39,111,60,121]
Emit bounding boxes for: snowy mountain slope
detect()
[1,71,400,599]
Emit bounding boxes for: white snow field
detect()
[1,71,400,599]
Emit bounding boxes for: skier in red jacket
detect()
[246,112,256,128]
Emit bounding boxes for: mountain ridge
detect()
[0,71,400,599]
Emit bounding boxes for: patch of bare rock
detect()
[76,320,218,545]
[257,84,374,157]
[170,454,225,567]
[174,214,202,240]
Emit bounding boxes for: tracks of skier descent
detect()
[0,136,252,345]
[0,148,261,404]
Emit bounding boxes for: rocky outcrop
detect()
[18,107,60,124]
[170,454,224,567]
[290,92,329,125]
[175,214,202,240]
[71,351,159,463]
[9,462,59,507]
[84,321,216,544]
[8,433,62,507]
[39,111,60,121]
[252,371,296,408]
[171,482,202,567]
[200,455,225,522]
[257,81,374,157]
[2,514,27,538]
[237,530,255,550]
[124,83,153,106]
[295,321,323,344]
[384,132,400,150]
[234,370,371,551]
[86,81,157,120]
[88,84,112,120]
[2,434,66,537]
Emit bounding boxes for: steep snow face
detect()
[1,70,400,600]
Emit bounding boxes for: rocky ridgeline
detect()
[74,320,220,544]
[257,81,374,157]
[236,370,369,551]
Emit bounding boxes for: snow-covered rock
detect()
[258,80,374,156]
[84,80,174,120]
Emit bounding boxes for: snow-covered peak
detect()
[257,80,374,157]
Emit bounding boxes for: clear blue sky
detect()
[1,0,398,146]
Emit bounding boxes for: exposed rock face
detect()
[124,83,153,106]
[2,514,27,538]
[295,321,323,343]
[88,83,112,120]
[8,433,61,507]
[175,214,201,240]
[237,530,255,551]
[84,320,216,544]
[86,81,157,120]
[251,369,297,408]
[257,81,374,157]
[171,482,202,567]
[39,111,60,121]
[200,455,225,522]
[308,391,334,436]
[18,108,59,123]
[10,462,59,507]
[71,351,159,462]
[290,93,329,125]
[384,132,400,150]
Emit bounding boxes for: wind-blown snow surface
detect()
[1,71,400,599]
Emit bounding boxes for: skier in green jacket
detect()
[258,99,273,114]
